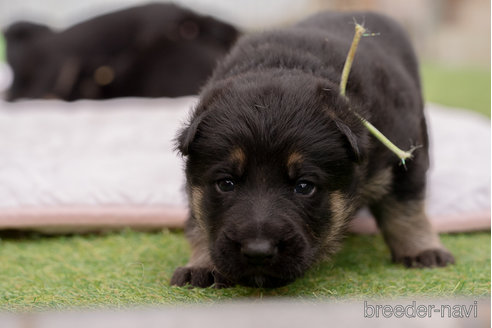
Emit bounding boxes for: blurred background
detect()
[0,0,490,115]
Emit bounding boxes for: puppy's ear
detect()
[176,112,205,156]
[3,21,53,43]
[177,85,228,155]
[333,118,363,162]
[317,82,366,163]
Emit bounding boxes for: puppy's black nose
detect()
[241,239,277,264]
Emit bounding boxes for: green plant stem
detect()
[355,113,414,164]
[340,23,414,164]
[340,24,366,96]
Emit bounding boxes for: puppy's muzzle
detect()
[240,238,278,265]
[212,215,313,284]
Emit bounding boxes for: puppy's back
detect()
[296,11,420,86]
[211,11,419,90]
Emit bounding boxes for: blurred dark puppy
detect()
[4,3,239,101]
[171,11,454,288]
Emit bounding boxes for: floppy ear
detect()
[317,81,366,163]
[177,84,229,155]
[3,21,53,43]
[333,118,363,162]
[175,111,205,156]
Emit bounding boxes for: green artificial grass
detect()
[421,62,491,117]
[0,230,489,310]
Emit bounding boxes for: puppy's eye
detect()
[294,181,316,196]
[216,179,235,192]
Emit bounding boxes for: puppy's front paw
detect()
[170,266,215,287]
[397,248,455,268]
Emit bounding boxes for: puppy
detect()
[171,11,454,288]
[4,3,239,100]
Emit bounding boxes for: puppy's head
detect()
[177,73,367,287]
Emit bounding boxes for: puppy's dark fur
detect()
[4,3,238,101]
[172,11,454,288]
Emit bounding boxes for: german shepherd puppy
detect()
[4,3,238,100]
[171,11,454,288]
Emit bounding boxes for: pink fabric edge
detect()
[0,206,489,234]
[349,210,491,234]
[0,206,188,232]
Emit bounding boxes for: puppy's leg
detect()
[170,220,231,288]
[371,197,454,267]
[170,221,215,287]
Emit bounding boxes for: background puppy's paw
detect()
[397,249,455,268]
[170,266,215,287]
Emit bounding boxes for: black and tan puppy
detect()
[171,11,454,288]
[4,3,238,100]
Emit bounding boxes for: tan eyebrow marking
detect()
[287,151,304,170]
[230,147,246,173]
[286,152,305,179]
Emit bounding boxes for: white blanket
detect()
[0,96,489,233]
